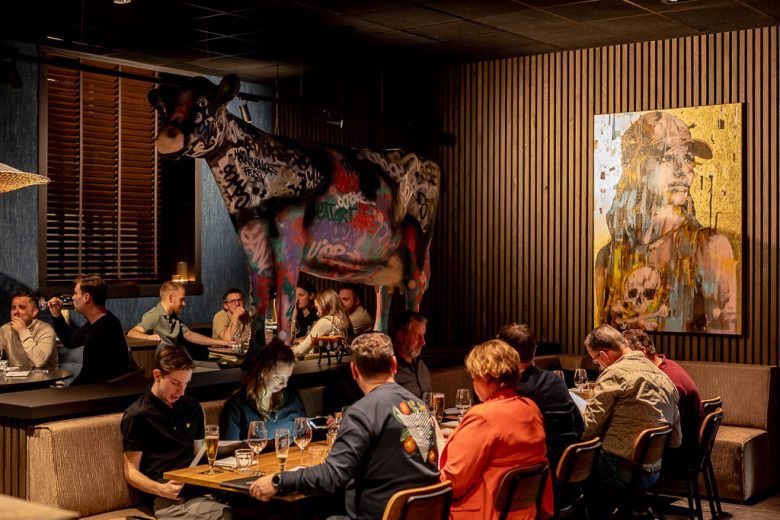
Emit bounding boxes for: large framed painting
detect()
[594,105,742,334]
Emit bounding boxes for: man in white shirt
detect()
[0,290,57,368]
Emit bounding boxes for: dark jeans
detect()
[587,451,660,520]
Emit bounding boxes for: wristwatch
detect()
[271,472,282,490]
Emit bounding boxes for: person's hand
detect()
[249,474,278,502]
[325,415,335,428]
[10,316,27,333]
[230,306,246,319]
[47,297,63,318]
[157,480,184,500]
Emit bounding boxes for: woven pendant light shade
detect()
[0,162,50,193]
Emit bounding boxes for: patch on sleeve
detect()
[392,399,438,466]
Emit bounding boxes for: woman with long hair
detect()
[292,289,354,357]
[220,339,305,440]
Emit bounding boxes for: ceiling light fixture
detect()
[0,163,50,193]
[240,103,253,123]
[113,0,132,5]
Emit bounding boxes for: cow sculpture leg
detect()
[238,218,275,363]
[270,205,307,345]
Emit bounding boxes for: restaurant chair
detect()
[617,424,674,520]
[554,437,602,519]
[315,335,346,365]
[661,408,724,520]
[699,397,723,516]
[494,461,549,520]
[382,480,452,520]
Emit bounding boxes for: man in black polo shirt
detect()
[391,311,432,398]
[121,346,229,519]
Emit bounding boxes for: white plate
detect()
[444,407,459,415]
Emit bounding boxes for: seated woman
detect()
[220,339,305,440]
[292,280,318,339]
[440,339,554,520]
[292,289,353,357]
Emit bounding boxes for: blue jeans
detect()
[587,451,660,519]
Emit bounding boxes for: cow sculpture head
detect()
[148,74,240,159]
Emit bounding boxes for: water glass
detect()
[0,360,7,375]
[455,388,472,422]
[247,421,267,474]
[552,370,565,381]
[235,449,253,472]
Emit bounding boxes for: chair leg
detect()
[701,466,718,520]
[692,475,704,520]
[686,480,696,520]
[653,486,664,520]
[705,461,723,516]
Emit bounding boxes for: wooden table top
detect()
[164,440,329,501]
[0,367,73,392]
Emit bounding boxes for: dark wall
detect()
[0,49,270,329]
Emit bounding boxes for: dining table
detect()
[0,367,73,392]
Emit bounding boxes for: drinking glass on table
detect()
[275,429,291,471]
[204,424,220,475]
[293,417,313,461]
[455,388,472,422]
[432,393,445,423]
[574,368,588,393]
[247,420,267,475]
[552,370,565,381]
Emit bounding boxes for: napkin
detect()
[5,370,30,378]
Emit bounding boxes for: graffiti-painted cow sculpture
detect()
[148,74,439,346]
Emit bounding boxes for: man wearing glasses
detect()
[582,324,680,518]
[212,288,252,344]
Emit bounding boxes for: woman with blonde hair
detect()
[293,289,353,356]
[440,339,553,519]
[220,339,305,439]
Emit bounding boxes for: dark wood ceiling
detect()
[5,0,780,83]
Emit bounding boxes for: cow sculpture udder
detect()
[148,74,440,348]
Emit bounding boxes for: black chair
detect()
[494,461,549,520]
[617,425,673,520]
[382,481,452,520]
[699,397,723,517]
[554,437,602,518]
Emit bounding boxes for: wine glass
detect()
[204,424,219,475]
[247,421,267,475]
[455,388,472,422]
[574,368,588,393]
[293,417,313,462]
[552,370,565,381]
[275,429,291,471]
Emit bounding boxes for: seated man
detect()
[0,290,57,368]
[338,284,373,335]
[121,345,229,520]
[211,287,252,344]
[128,281,230,349]
[250,333,441,519]
[392,311,432,398]
[49,274,134,385]
[583,324,681,518]
[624,329,703,472]
[498,323,583,479]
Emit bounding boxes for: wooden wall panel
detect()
[433,26,779,364]
[276,27,779,366]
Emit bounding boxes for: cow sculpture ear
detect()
[217,74,240,105]
[147,89,166,115]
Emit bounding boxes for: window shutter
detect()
[44,59,160,285]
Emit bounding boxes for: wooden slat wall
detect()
[433,26,779,364]
[277,26,778,365]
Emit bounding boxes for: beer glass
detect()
[432,393,445,423]
[204,424,220,475]
[275,429,290,471]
